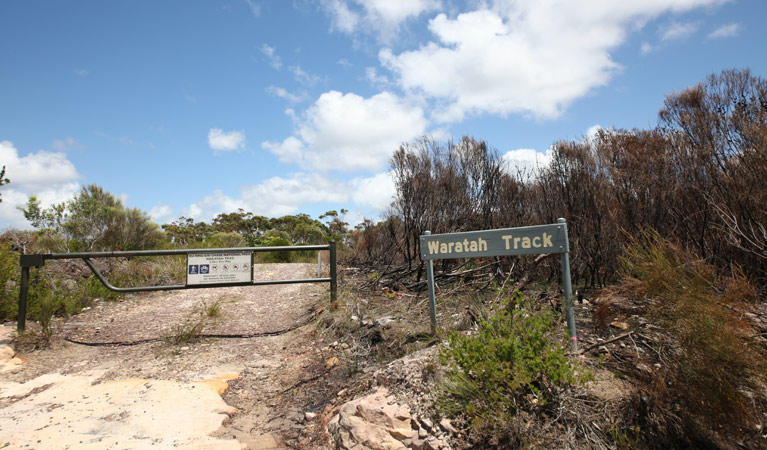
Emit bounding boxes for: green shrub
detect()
[255,235,293,263]
[0,243,19,320]
[438,291,589,427]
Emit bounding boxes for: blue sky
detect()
[1,0,765,229]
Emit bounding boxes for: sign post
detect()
[420,219,578,350]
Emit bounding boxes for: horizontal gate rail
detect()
[17,243,337,332]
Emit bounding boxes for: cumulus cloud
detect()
[708,23,741,39]
[351,171,395,213]
[380,0,728,122]
[177,170,396,224]
[262,90,427,172]
[149,204,175,225]
[181,173,349,221]
[502,148,554,179]
[0,141,81,228]
[208,128,246,152]
[321,0,441,41]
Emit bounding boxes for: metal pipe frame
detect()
[17,243,337,332]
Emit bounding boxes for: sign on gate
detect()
[419,219,578,350]
[187,251,253,285]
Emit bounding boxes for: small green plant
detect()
[438,291,590,427]
[202,296,227,319]
[37,290,56,344]
[162,316,205,345]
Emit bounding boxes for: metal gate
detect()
[17,243,337,332]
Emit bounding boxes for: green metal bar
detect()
[329,241,337,303]
[18,266,29,332]
[558,218,578,352]
[34,244,331,261]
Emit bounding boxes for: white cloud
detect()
[660,21,699,41]
[501,124,602,179]
[289,65,321,86]
[208,128,246,152]
[266,86,308,103]
[178,170,396,224]
[380,0,728,122]
[244,0,261,18]
[641,42,654,54]
[351,171,395,213]
[501,148,554,179]
[260,44,282,70]
[365,67,391,88]
[321,0,441,41]
[149,204,175,225]
[182,173,351,222]
[262,90,427,172]
[708,23,741,39]
[51,137,82,151]
[324,0,359,33]
[0,141,81,228]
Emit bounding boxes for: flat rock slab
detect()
[0,370,242,449]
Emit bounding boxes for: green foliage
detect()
[203,231,246,248]
[256,232,293,263]
[0,242,19,319]
[21,185,163,252]
[438,291,589,427]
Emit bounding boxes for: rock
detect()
[0,324,16,345]
[420,417,433,429]
[305,412,317,421]
[610,321,630,330]
[376,317,397,326]
[439,419,457,434]
[325,357,340,369]
[423,436,443,450]
[418,427,429,438]
[0,345,14,363]
[351,315,359,321]
[327,387,416,450]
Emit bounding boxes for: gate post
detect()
[18,266,29,333]
[329,241,337,304]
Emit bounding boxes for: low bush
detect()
[438,291,590,429]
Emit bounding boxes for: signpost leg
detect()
[557,218,578,352]
[424,231,438,335]
[18,266,29,333]
[317,251,322,278]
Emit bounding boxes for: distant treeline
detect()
[350,69,767,288]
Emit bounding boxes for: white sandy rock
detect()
[328,386,418,450]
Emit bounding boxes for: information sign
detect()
[187,251,253,285]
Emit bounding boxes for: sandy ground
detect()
[0,263,337,449]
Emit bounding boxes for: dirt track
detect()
[0,263,341,449]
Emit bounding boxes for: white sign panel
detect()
[187,251,253,285]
